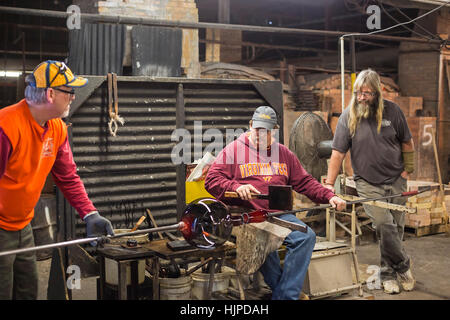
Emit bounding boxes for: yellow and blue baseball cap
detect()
[251,106,278,130]
[29,60,88,88]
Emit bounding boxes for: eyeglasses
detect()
[48,62,68,87]
[354,91,377,98]
[53,87,75,97]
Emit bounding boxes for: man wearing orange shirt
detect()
[0,61,114,300]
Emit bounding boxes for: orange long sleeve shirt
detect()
[0,99,96,231]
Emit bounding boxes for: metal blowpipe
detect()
[0,222,184,258]
[266,187,433,218]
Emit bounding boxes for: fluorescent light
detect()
[0,71,22,78]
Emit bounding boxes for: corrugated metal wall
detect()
[131,26,182,77]
[68,23,126,75]
[67,77,282,238]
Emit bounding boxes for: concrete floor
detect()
[36,231,450,300]
[355,232,450,300]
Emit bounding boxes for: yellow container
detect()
[185,181,214,204]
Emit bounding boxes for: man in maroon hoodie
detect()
[205,106,346,300]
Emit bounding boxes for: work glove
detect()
[84,211,115,246]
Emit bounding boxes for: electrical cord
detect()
[393,5,441,39]
[377,0,436,41]
[341,1,448,44]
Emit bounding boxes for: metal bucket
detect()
[191,266,234,300]
[105,258,146,285]
[30,194,57,261]
[159,275,193,300]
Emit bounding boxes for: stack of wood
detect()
[200,62,276,81]
[404,181,450,235]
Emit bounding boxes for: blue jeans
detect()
[259,213,316,300]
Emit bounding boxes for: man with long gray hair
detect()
[0,61,114,299]
[325,69,415,294]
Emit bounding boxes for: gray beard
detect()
[356,101,376,119]
[61,109,69,118]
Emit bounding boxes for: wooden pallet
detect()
[405,223,449,237]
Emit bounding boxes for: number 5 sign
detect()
[422,124,433,147]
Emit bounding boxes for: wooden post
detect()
[437,52,449,184]
[351,248,363,297]
[288,64,296,93]
[326,208,330,241]
[118,261,128,300]
[152,258,160,300]
[351,204,356,250]
[431,127,449,236]
[437,53,445,181]
[329,209,336,242]
[176,84,186,221]
[218,0,230,24]
[279,59,286,84]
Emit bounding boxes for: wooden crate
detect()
[405,224,449,237]
[406,213,431,228]
[386,96,423,117]
[405,181,449,236]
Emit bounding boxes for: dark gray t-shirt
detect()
[332,99,412,185]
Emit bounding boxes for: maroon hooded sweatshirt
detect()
[204,132,335,212]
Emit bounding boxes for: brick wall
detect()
[398,8,450,183]
[205,29,242,63]
[398,8,449,117]
[166,0,200,77]
[218,30,242,63]
[398,42,440,116]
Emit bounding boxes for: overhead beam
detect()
[0,49,67,56]
[283,7,398,28]
[0,6,443,45]
[199,39,337,54]
[218,0,230,24]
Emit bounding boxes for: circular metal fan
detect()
[289,112,333,182]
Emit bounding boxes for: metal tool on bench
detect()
[224,185,293,210]
[130,216,146,232]
[0,223,185,258]
[226,186,434,234]
[224,185,307,231]
[268,188,429,217]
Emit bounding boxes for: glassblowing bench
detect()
[96,238,235,300]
